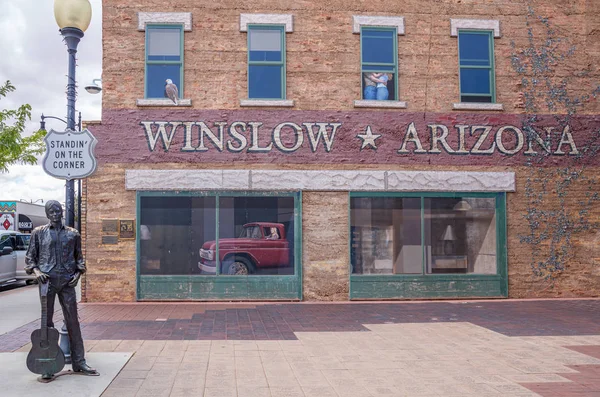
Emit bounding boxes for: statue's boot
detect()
[72,363,99,376]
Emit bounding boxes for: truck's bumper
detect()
[198,260,217,274]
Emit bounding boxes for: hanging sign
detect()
[42,128,98,180]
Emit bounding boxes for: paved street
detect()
[1,299,599,396]
[0,282,40,335]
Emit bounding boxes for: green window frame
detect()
[144,24,184,99]
[360,26,398,101]
[349,192,508,299]
[458,29,495,103]
[135,191,303,300]
[247,24,286,100]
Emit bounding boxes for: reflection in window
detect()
[16,235,30,250]
[360,27,397,101]
[351,197,421,274]
[425,198,496,274]
[218,196,294,276]
[458,30,494,103]
[145,25,183,99]
[248,26,285,99]
[351,196,498,275]
[140,195,297,277]
[140,196,216,275]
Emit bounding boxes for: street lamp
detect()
[85,79,102,94]
[54,0,92,228]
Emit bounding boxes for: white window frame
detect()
[353,15,407,109]
[240,14,294,107]
[136,12,192,107]
[451,19,503,111]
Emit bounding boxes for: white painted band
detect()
[125,170,515,192]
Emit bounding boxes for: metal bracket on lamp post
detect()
[40,108,83,231]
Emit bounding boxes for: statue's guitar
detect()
[26,281,65,376]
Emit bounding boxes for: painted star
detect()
[356,126,382,150]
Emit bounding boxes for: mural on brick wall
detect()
[95,110,600,167]
[511,5,600,286]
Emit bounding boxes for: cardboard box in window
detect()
[432,256,468,273]
[143,259,161,271]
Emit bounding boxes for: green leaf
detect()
[0,80,43,173]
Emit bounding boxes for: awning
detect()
[18,214,33,232]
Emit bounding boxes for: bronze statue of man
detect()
[25,200,98,376]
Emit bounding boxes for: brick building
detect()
[83,0,600,301]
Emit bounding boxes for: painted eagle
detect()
[164,79,179,105]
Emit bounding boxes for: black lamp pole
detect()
[61,27,84,228]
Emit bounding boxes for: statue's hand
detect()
[33,268,49,284]
[68,271,81,287]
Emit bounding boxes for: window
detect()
[351,194,502,275]
[360,27,397,101]
[239,14,293,106]
[458,30,495,103]
[247,25,286,99]
[0,234,11,250]
[353,15,406,108]
[137,12,191,106]
[139,193,297,277]
[450,19,502,110]
[145,25,183,99]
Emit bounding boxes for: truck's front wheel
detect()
[225,257,253,275]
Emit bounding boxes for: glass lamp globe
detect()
[54,0,92,32]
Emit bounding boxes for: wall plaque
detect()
[101,219,119,234]
[119,220,135,239]
[101,235,118,245]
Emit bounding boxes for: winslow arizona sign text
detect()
[140,120,580,156]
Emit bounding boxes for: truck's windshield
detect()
[239,226,262,239]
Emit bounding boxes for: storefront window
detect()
[140,196,216,275]
[424,197,496,274]
[139,194,296,277]
[351,197,421,274]
[351,195,499,275]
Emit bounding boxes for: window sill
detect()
[354,100,407,109]
[136,99,192,107]
[240,99,294,107]
[452,103,503,111]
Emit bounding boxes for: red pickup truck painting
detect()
[198,222,290,275]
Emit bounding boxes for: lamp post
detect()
[54,0,92,228]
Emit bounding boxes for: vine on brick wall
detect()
[511,5,600,284]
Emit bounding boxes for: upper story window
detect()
[451,19,503,111]
[353,16,406,109]
[361,27,397,101]
[136,12,192,107]
[145,25,183,100]
[248,25,286,100]
[458,30,494,103]
[240,14,294,107]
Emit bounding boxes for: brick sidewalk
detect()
[3,299,600,396]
